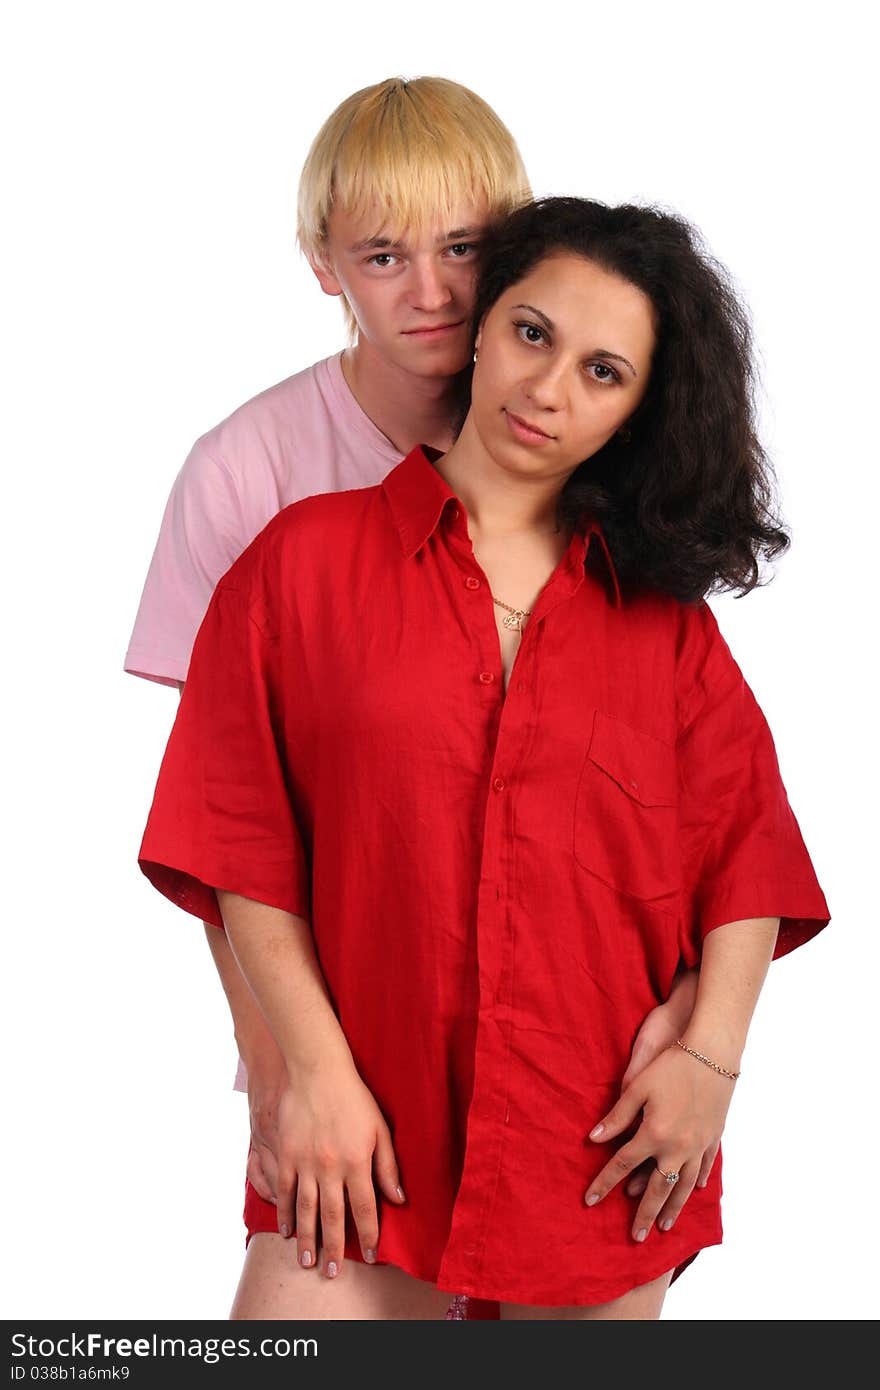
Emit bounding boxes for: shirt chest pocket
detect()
[573,709,680,904]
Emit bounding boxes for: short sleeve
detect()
[675,601,830,964]
[137,540,310,929]
[124,439,246,687]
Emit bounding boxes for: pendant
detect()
[503,611,526,631]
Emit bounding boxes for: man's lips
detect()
[401,320,465,336]
[504,409,555,441]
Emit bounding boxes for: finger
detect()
[346,1174,380,1264]
[656,1165,701,1233]
[620,1033,658,1092]
[697,1141,719,1189]
[373,1125,406,1204]
[318,1179,347,1279]
[632,1162,696,1242]
[295,1173,319,1269]
[624,1161,653,1199]
[585,1139,653,1206]
[247,1147,276,1204]
[275,1163,297,1241]
[588,1085,646,1144]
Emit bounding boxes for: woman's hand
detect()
[275,1059,406,1278]
[584,1041,735,1241]
[620,967,706,1200]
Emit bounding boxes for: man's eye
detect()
[367,254,398,267]
[448,243,477,258]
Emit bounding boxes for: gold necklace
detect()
[492,596,532,632]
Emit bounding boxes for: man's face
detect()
[311,199,490,378]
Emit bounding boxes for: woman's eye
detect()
[588,362,620,384]
[515,321,546,345]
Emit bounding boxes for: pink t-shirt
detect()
[126,351,404,1090]
[125,351,403,686]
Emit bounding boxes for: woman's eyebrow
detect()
[513,304,637,378]
[514,302,554,329]
[594,350,638,378]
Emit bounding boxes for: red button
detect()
[479,671,495,684]
[464,577,480,590]
[492,777,506,792]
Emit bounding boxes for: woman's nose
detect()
[524,365,566,411]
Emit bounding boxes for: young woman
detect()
[139,196,829,1319]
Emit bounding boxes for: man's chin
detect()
[393,346,472,381]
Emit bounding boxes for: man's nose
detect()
[408,260,454,312]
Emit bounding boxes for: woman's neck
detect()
[433,414,568,542]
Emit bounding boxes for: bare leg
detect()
[500,1268,674,1320]
[231,1234,455,1320]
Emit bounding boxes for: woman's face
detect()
[471,251,656,481]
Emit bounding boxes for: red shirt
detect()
[139,444,830,1306]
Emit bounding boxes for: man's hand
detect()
[245,1048,289,1203]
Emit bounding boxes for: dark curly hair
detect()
[458,196,790,603]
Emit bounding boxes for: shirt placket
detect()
[436,519,586,1291]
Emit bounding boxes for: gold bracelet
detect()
[675,1038,741,1080]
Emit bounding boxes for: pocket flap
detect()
[587,709,677,807]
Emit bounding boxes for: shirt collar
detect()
[382,445,623,610]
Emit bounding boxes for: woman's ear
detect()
[307,251,344,298]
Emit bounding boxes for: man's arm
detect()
[177,681,288,1201]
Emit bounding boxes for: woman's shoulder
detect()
[214,482,387,606]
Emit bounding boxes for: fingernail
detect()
[660,1217,673,1231]
[365,1248,377,1263]
[280,1224,290,1238]
[396,1185,406,1202]
[635,1227,648,1243]
[301,1250,312,1267]
[326,1260,338,1278]
[698,1179,708,1189]
[585,1193,599,1207]
[589,1124,605,1139]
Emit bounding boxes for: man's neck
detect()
[340,339,462,456]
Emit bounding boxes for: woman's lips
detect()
[504,409,555,445]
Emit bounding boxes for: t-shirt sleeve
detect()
[675,600,830,964]
[124,439,246,687]
[137,538,310,929]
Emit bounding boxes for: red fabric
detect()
[140,445,830,1307]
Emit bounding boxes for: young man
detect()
[126,75,699,1319]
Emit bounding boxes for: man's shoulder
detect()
[191,354,344,467]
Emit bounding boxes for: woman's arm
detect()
[584,916,779,1240]
[216,890,407,1277]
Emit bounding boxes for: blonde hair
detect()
[297,76,532,338]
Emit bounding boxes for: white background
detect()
[2,0,875,1320]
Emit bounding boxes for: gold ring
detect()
[657,1166,680,1185]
